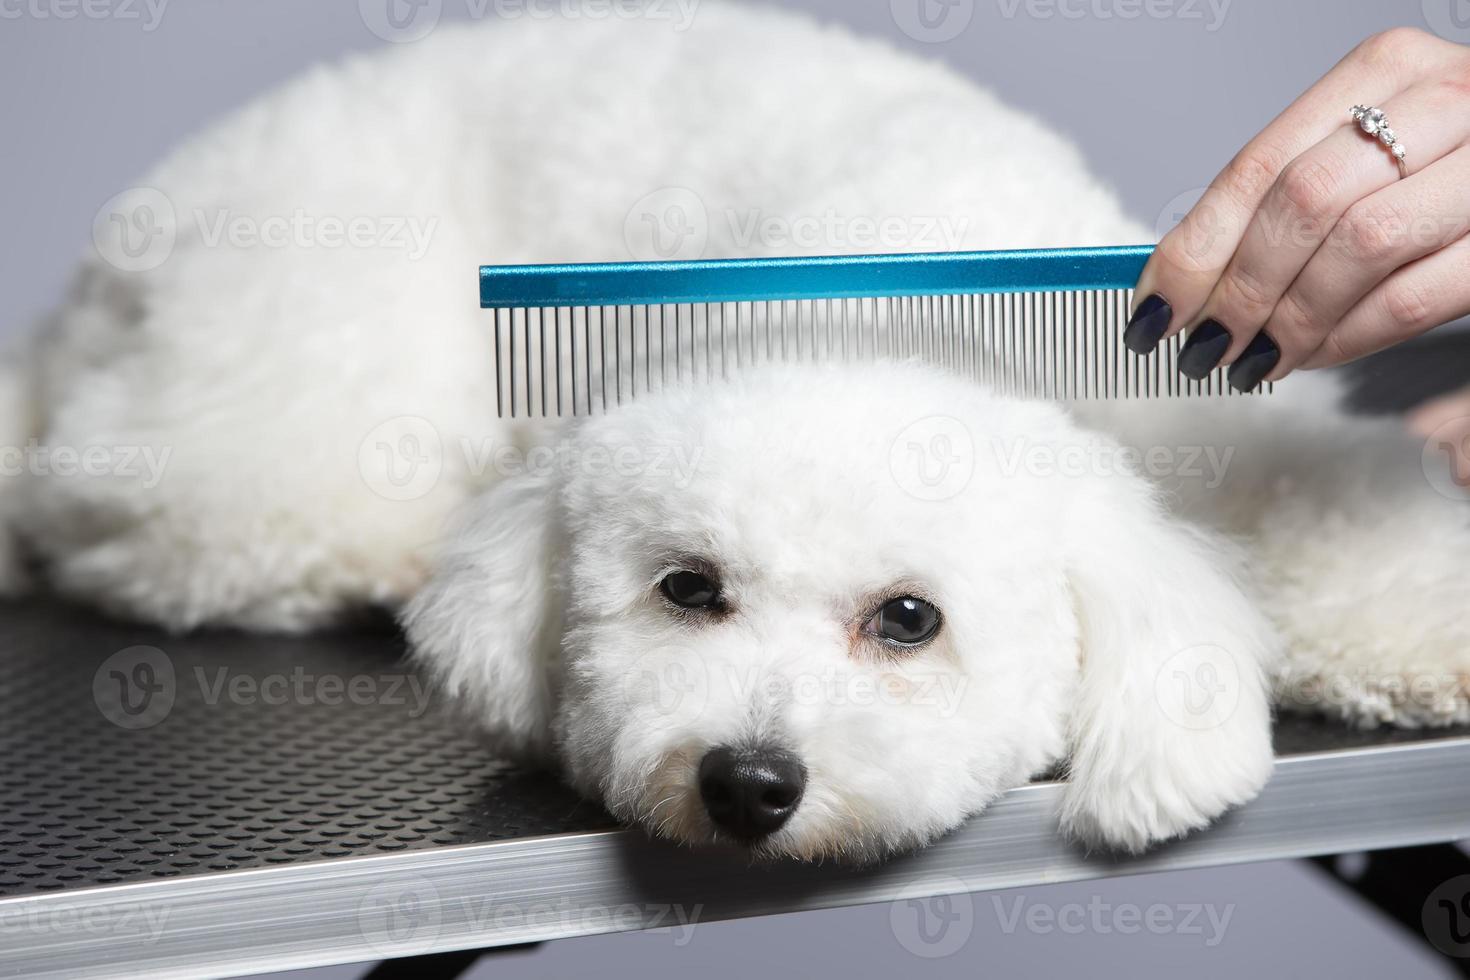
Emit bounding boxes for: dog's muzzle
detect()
[697,745,806,841]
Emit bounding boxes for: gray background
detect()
[2,1,1465,977]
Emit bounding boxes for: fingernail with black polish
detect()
[1177,319,1232,380]
[1124,294,1172,355]
[1228,332,1281,392]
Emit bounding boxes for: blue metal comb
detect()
[480,245,1268,418]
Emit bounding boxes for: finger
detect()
[1408,385,1470,440]
[1184,82,1470,389]
[1124,28,1461,355]
[1300,232,1470,370]
[1407,393,1470,490]
[1411,407,1470,491]
[1263,145,1470,381]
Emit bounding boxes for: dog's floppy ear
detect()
[1060,472,1277,853]
[402,472,563,762]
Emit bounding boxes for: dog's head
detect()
[405,362,1275,862]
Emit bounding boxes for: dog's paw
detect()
[1061,462,1279,853]
[401,474,563,761]
[1060,723,1275,853]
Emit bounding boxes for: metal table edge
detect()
[2,734,1468,979]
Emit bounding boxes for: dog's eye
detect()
[660,570,721,609]
[864,596,941,646]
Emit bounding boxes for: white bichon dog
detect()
[3,5,1467,862]
[404,361,1281,859]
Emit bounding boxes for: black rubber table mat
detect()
[0,599,612,897]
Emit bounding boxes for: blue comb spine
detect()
[480,245,1154,309]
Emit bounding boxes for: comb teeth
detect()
[491,290,1269,419]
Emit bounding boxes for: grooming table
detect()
[4,332,1470,979]
[0,597,1467,980]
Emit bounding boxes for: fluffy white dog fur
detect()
[4,4,1467,862]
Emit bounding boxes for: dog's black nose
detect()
[698,745,806,841]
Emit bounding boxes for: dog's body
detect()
[4,5,1468,861]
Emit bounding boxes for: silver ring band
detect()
[1350,105,1409,177]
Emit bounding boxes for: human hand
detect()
[1123,28,1470,392]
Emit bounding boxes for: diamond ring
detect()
[1350,105,1408,177]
